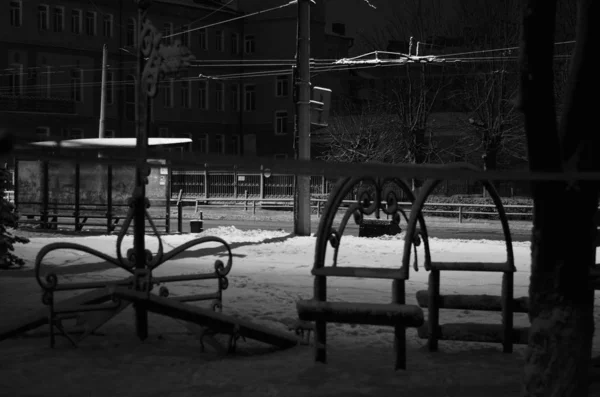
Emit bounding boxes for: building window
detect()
[163,23,173,44]
[85,11,96,36]
[69,128,84,139]
[180,25,190,47]
[198,81,208,110]
[181,80,191,108]
[53,7,64,32]
[198,134,208,154]
[215,82,225,111]
[199,28,208,50]
[35,127,50,141]
[230,83,240,111]
[8,64,23,96]
[276,75,289,97]
[41,65,52,97]
[103,14,113,37]
[244,85,256,111]
[162,79,174,108]
[215,30,224,52]
[158,127,169,138]
[10,1,22,28]
[71,69,83,102]
[274,111,289,134]
[230,135,240,155]
[244,35,255,54]
[231,33,240,55]
[38,5,49,31]
[106,70,114,105]
[126,18,136,46]
[125,75,136,121]
[215,134,225,154]
[71,9,82,34]
[104,130,115,138]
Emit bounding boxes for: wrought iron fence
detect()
[170,170,339,200]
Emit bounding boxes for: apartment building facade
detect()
[0,0,348,160]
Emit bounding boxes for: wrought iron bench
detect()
[296,176,431,370]
[405,164,529,352]
[34,204,233,348]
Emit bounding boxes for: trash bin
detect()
[190,219,203,233]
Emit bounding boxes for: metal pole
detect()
[294,0,311,236]
[134,3,149,341]
[99,44,107,140]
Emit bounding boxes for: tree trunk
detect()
[523,183,597,397]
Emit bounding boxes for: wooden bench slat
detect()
[429,261,513,272]
[311,267,407,280]
[415,290,530,313]
[417,322,530,345]
[296,300,424,327]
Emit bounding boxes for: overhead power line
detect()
[164,0,298,39]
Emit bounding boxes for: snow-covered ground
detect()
[1,227,599,396]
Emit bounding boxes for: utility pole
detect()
[294,0,312,236]
[99,44,108,140]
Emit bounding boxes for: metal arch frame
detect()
[313,175,432,278]
[401,162,515,272]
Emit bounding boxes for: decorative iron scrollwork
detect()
[314,176,431,276]
[139,18,195,98]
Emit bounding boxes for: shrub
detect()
[0,167,29,269]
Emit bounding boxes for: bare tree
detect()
[519,0,598,396]
[456,62,526,172]
[318,101,401,164]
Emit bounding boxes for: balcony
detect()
[0,95,76,114]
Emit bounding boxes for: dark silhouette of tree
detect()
[519,0,598,395]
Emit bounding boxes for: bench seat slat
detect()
[311,267,406,280]
[430,261,513,272]
[297,300,424,327]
